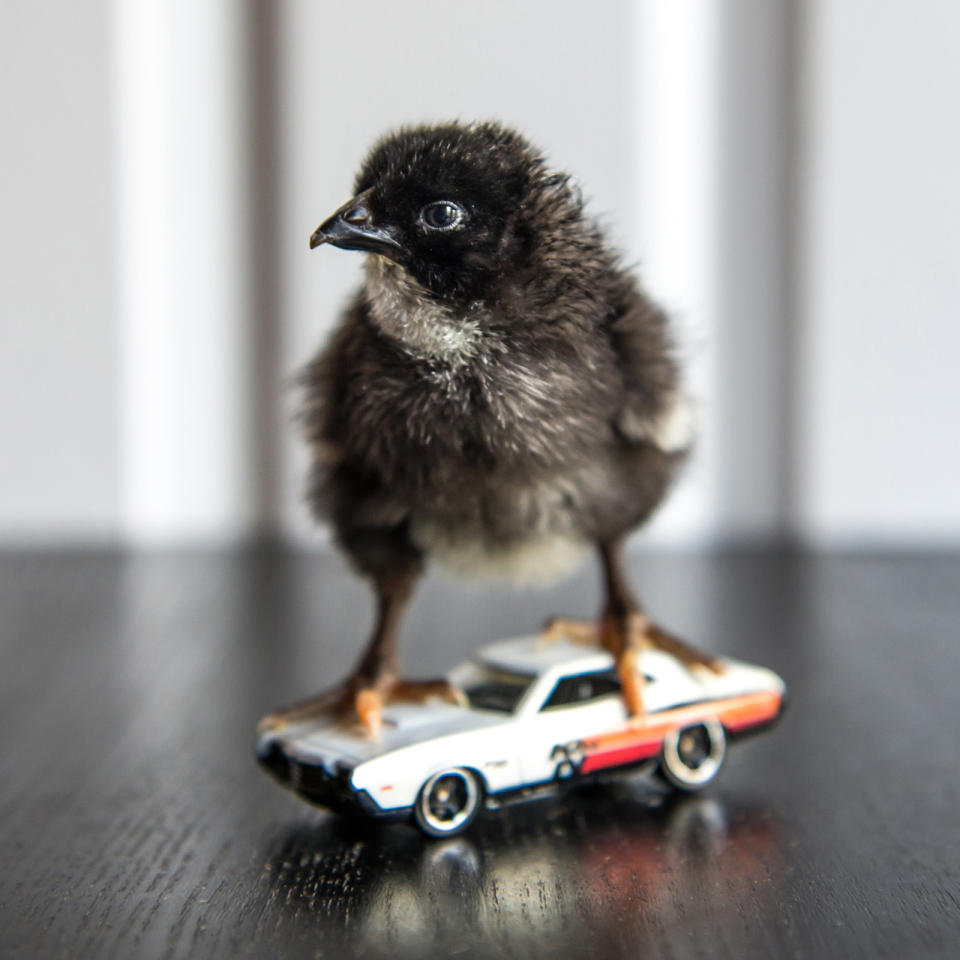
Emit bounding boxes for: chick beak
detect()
[309,188,403,258]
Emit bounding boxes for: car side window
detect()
[541,669,631,711]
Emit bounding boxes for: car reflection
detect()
[262,779,785,958]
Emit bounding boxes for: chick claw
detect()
[539,613,725,675]
[355,679,467,740]
[258,676,466,742]
[539,616,601,647]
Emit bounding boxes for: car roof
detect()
[476,635,616,677]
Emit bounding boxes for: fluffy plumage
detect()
[303,121,689,585]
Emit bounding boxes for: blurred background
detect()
[2,0,958,553]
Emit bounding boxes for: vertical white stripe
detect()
[634,0,720,545]
[114,0,254,543]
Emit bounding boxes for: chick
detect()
[266,121,720,736]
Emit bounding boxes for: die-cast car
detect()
[257,636,786,837]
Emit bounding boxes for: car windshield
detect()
[453,663,534,714]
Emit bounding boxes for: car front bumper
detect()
[257,741,411,821]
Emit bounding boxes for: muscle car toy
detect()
[257,636,786,837]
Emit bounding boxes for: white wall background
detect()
[0,0,119,540]
[795,0,960,545]
[115,0,257,543]
[0,0,958,549]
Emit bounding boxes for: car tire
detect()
[414,768,483,838]
[660,719,726,791]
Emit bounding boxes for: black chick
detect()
[266,121,720,736]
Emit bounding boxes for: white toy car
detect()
[257,636,786,837]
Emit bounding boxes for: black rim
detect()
[677,725,712,770]
[419,769,479,834]
[663,719,725,789]
[428,775,468,822]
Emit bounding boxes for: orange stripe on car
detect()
[579,690,781,774]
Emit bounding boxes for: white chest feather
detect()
[364,257,483,362]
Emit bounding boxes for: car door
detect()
[520,670,629,784]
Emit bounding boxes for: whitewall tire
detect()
[414,768,483,837]
[660,719,726,790]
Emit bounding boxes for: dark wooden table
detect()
[1,549,958,959]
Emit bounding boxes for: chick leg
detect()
[604,540,725,713]
[258,566,462,738]
[349,567,465,736]
[542,540,724,715]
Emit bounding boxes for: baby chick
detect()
[266,121,720,736]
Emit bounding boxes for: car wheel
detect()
[660,719,726,791]
[414,768,483,838]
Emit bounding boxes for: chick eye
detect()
[420,200,465,231]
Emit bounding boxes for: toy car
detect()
[257,636,786,837]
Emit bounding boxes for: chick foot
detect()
[540,613,725,675]
[353,677,467,739]
[539,615,603,647]
[258,674,465,740]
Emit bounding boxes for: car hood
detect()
[261,701,507,771]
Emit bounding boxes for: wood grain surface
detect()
[1,549,958,959]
